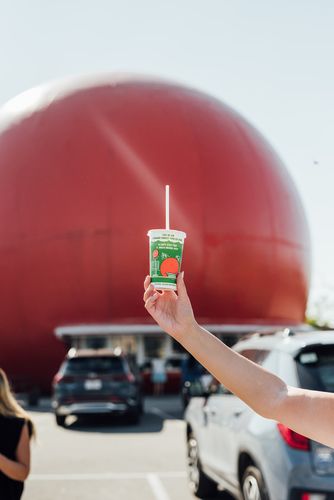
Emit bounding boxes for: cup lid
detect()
[147,229,186,238]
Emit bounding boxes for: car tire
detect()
[138,399,144,415]
[187,432,217,498]
[127,408,141,424]
[55,414,66,427]
[242,465,269,500]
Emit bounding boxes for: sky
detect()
[1,0,334,322]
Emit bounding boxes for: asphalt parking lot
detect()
[21,395,234,500]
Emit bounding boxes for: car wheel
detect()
[242,465,269,500]
[138,399,144,415]
[55,414,66,427]
[127,408,141,424]
[187,432,217,498]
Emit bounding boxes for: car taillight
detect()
[53,374,75,385]
[277,423,310,451]
[113,373,135,382]
[53,373,62,385]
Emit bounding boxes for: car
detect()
[52,348,143,426]
[185,328,334,500]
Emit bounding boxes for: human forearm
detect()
[177,323,287,419]
[144,275,334,448]
[0,453,29,481]
[144,274,287,419]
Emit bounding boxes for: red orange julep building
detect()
[0,75,311,394]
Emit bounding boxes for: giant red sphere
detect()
[0,76,311,390]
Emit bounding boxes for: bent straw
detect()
[165,185,170,230]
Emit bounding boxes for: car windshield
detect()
[296,345,334,392]
[64,357,126,375]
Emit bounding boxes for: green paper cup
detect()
[147,229,186,291]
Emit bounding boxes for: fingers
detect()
[143,276,161,313]
[143,282,155,302]
[176,271,187,298]
[144,275,151,291]
[145,291,159,311]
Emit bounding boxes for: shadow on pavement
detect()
[66,412,165,433]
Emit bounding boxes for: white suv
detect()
[185,329,334,500]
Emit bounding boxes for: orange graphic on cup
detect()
[160,257,179,277]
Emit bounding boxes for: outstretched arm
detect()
[144,274,334,448]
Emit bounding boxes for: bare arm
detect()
[0,423,31,481]
[144,274,334,448]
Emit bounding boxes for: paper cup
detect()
[147,229,186,290]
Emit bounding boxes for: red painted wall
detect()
[0,76,311,390]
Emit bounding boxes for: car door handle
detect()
[204,406,217,416]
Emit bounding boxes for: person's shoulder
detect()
[13,415,26,429]
[0,414,25,433]
[13,416,33,438]
[0,414,24,422]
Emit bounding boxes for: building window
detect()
[86,337,107,349]
[144,336,165,358]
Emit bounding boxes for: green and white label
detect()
[148,232,185,289]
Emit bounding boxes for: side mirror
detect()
[184,380,208,398]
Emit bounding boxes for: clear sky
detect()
[1,0,334,321]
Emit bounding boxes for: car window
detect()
[215,384,232,395]
[165,358,181,369]
[296,345,334,392]
[239,349,270,365]
[64,357,126,375]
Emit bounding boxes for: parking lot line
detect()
[147,473,170,500]
[148,407,179,419]
[29,471,186,481]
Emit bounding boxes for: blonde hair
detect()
[0,368,36,439]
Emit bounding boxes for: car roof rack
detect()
[241,327,297,341]
[280,328,296,337]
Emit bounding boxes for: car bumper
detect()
[54,401,135,416]
[288,469,334,499]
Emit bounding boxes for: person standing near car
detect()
[144,273,334,449]
[151,355,167,396]
[0,368,35,499]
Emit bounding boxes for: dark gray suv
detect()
[52,348,143,426]
[185,329,334,500]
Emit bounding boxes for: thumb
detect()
[177,271,188,299]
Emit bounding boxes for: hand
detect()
[143,272,197,339]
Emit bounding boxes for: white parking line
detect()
[29,471,186,481]
[147,473,170,500]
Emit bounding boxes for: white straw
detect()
[165,185,170,230]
